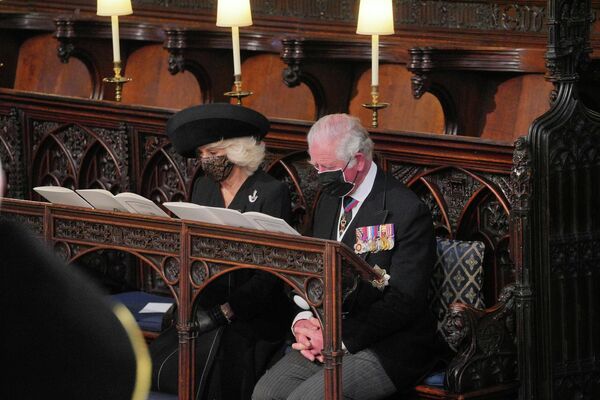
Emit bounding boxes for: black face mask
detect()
[201,155,234,182]
[317,162,356,197]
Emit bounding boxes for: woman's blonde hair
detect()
[202,137,266,175]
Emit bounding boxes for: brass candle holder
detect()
[103,61,131,102]
[224,75,253,105]
[361,85,389,128]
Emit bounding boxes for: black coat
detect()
[312,168,438,391]
[1,219,145,400]
[191,169,292,335]
[150,169,293,399]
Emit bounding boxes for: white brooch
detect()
[248,190,258,203]
[371,265,391,291]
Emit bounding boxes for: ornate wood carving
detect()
[0,212,43,235]
[391,163,514,306]
[521,0,600,393]
[29,120,130,194]
[389,163,425,184]
[73,248,142,293]
[190,236,324,273]
[138,133,197,203]
[54,218,180,253]
[508,136,534,400]
[266,151,320,234]
[442,284,518,393]
[397,0,545,33]
[0,107,25,198]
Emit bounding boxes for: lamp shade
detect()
[356,0,394,35]
[216,0,253,27]
[97,0,133,16]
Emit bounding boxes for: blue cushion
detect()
[111,291,174,332]
[147,391,178,400]
[423,371,445,387]
[429,238,485,332]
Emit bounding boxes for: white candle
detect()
[371,34,379,87]
[231,26,241,76]
[111,15,121,63]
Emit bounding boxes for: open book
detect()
[33,186,169,218]
[163,201,299,235]
[33,186,93,209]
[76,189,169,217]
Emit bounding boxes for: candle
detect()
[371,34,379,87]
[111,15,121,63]
[356,0,394,87]
[97,0,132,63]
[216,0,252,78]
[231,26,241,76]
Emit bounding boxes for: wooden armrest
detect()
[441,284,518,394]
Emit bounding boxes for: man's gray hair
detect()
[307,114,374,165]
[202,137,266,176]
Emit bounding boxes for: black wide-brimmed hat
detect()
[166,103,270,158]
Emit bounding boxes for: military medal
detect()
[354,224,395,254]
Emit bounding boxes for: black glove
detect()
[192,305,229,334]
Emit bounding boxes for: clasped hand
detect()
[292,317,324,363]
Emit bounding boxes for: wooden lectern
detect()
[1,198,382,400]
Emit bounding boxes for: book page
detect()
[163,202,223,225]
[115,193,169,217]
[76,189,130,213]
[243,211,300,235]
[202,206,258,230]
[33,186,93,209]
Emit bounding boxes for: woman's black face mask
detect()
[201,155,234,182]
[317,159,356,197]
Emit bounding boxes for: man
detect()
[253,114,438,400]
[0,160,151,400]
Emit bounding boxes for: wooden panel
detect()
[481,74,552,141]
[239,54,316,121]
[14,34,92,98]
[350,64,445,134]
[121,44,201,109]
[0,36,21,88]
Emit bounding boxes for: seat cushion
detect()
[429,238,485,331]
[111,291,174,332]
[422,371,445,387]
[147,391,178,400]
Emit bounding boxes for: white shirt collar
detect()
[349,161,377,202]
[336,161,377,241]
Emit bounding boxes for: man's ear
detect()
[355,152,367,171]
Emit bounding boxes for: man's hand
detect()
[292,317,324,362]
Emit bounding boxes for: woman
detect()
[151,103,293,399]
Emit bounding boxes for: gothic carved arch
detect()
[407,166,513,303]
[65,245,180,302]
[265,150,318,235]
[139,141,193,204]
[30,122,128,193]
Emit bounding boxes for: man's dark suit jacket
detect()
[312,167,438,391]
[1,219,145,400]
